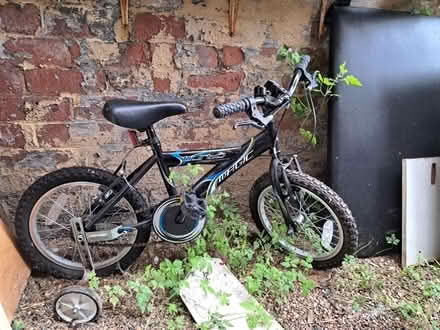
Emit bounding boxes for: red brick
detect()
[24,97,71,121]
[0,60,25,96]
[4,39,72,67]
[188,72,244,92]
[0,97,24,121]
[0,125,25,148]
[121,43,151,66]
[37,124,70,147]
[153,77,170,92]
[223,46,244,66]
[24,69,82,95]
[260,47,277,57]
[134,13,162,41]
[0,4,40,35]
[68,41,81,60]
[197,46,218,68]
[162,16,185,40]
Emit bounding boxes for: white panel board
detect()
[0,304,11,330]
[180,258,283,330]
[402,157,440,267]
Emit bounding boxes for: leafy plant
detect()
[94,165,316,328]
[169,164,204,187]
[104,284,127,308]
[167,315,185,330]
[277,46,362,146]
[127,280,153,313]
[198,312,234,330]
[415,7,433,16]
[385,233,400,246]
[240,297,273,329]
[11,319,25,330]
[87,271,100,289]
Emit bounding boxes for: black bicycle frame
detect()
[84,124,276,230]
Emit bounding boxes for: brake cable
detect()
[273,83,318,163]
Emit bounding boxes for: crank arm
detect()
[86,225,134,243]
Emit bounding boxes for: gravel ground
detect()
[15,247,425,330]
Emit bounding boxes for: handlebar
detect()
[213,96,266,118]
[213,55,317,120]
[294,55,311,75]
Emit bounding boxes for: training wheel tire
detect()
[54,286,102,325]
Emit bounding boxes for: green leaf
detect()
[277,45,289,59]
[109,295,120,308]
[168,303,178,315]
[344,74,362,87]
[339,62,348,74]
[299,128,317,145]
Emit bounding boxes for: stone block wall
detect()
[0,0,329,224]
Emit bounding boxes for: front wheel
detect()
[249,172,358,269]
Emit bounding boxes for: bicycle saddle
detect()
[103,99,186,130]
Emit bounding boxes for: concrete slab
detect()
[180,258,283,330]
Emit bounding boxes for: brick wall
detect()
[0,0,330,225]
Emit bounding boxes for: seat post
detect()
[146,126,177,196]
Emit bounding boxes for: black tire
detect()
[15,167,150,279]
[249,171,358,269]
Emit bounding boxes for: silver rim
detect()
[29,182,138,271]
[257,185,344,261]
[55,291,98,323]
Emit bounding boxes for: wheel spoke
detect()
[29,178,141,273]
[258,180,345,262]
[37,213,69,230]
[77,310,88,320]
[47,196,76,218]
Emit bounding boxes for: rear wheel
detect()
[15,167,150,279]
[249,172,358,269]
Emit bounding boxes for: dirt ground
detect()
[14,244,429,330]
[13,195,439,330]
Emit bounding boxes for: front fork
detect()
[270,156,302,233]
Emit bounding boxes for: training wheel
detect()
[54,286,102,325]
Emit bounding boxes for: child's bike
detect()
[15,56,358,282]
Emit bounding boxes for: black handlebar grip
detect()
[213,98,251,118]
[295,55,311,73]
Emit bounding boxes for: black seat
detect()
[103,99,186,129]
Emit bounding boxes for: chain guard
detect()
[152,196,205,243]
[87,196,206,246]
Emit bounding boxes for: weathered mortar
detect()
[0,0,332,226]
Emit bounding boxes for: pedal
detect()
[180,192,207,222]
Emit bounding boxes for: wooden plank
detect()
[402,157,440,267]
[0,220,31,322]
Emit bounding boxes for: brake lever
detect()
[233,120,264,130]
[305,71,319,90]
